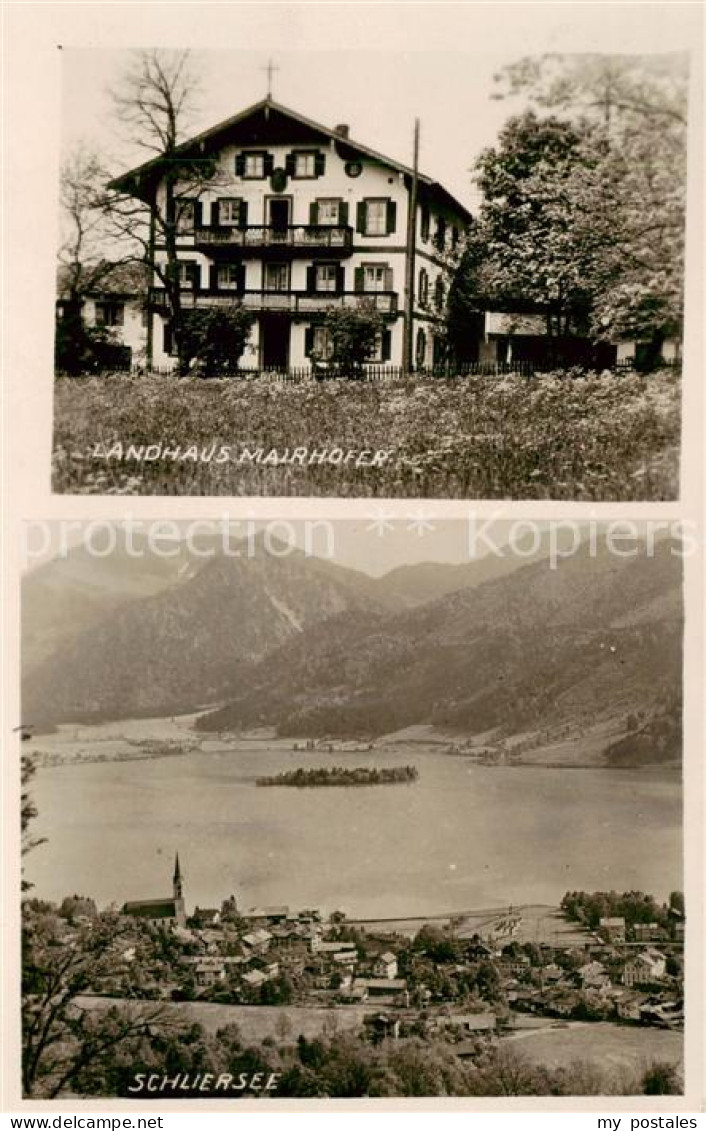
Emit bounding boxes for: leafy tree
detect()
[179,304,255,376]
[455,112,599,353]
[491,54,687,360]
[668,891,685,916]
[321,304,384,377]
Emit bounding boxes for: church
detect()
[122,853,187,929]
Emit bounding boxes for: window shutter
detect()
[336,265,345,292]
[239,264,247,293]
[264,153,274,176]
[285,153,296,176]
[209,264,218,291]
[239,200,248,228]
[235,154,246,177]
[384,267,394,292]
[381,329,391,362]
[211,200,220,227]
[191,264,202,291]
[304,326,315,356]
[306,265,315,292]
[309,201,319,225]
[314,152,326,176]
[339,201,349,227]
[421,204,430,241]
[354,266,364,293]
[386,200,397,234]
[356,202,367,234]
[194,201,203,230]
[115,304,125,326]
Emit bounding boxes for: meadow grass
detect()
[52,369,681,498]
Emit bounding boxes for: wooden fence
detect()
[125,358,680,382]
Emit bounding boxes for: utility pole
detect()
[403,118,420,372]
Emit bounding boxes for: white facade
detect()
[82,293,147,360]
[112,99,471,371]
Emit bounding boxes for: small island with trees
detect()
[256,765,419,788]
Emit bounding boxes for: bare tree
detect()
[59,146,129,303]
[103,49,220,372]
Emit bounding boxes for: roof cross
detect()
[262,58,279,100]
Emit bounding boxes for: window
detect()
[357,198,396,236]
[418,268,429,307]
[264,263,289,292]
[434,276,446,310]
[312,326,334,360]
[217,265,242,290]
[420,203,430,241]
[176,199,195,234]
[416,328,427,369]
[236,151,272,179]
[370,330,392,363]
[177,261,196,286]
[163,321,175,356]
[95,301,124,327]
[294,152,315,177]
[220,198,244,226]
[364,199,387,236]
[317,199,340,225]
[364,265,386,292]
[315,264,339,292]
[288,150,325,178]
[434,216,447,250]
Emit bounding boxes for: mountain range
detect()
[21,533,683,764]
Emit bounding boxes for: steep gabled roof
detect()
[123,898,179,919]
[108,97,472,223]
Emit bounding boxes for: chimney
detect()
[334,123,350,139]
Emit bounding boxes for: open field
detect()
[77,996,367,1041]
[503,1020,683,1076]
[52,370,680,498]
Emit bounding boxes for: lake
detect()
[27,738,682,917]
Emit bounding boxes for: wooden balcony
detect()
[193,225,353,257]
[150,288,398,317]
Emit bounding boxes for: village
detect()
[49,856,684,1049]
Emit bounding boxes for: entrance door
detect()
[261,315,290,370]
[267,197,291,242]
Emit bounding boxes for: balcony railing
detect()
[194,225,353,256]
[150,288,398,316]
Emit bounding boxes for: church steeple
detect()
[173,852,183,901]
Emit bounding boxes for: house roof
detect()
[108,97,473,223]
[57,260,149,300]
[123,898,179,919]
[242,969,267,986]
[451,1013,497,1030]
[242,929,272,947]
[358,978,408,991]
[378,952,397,964]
